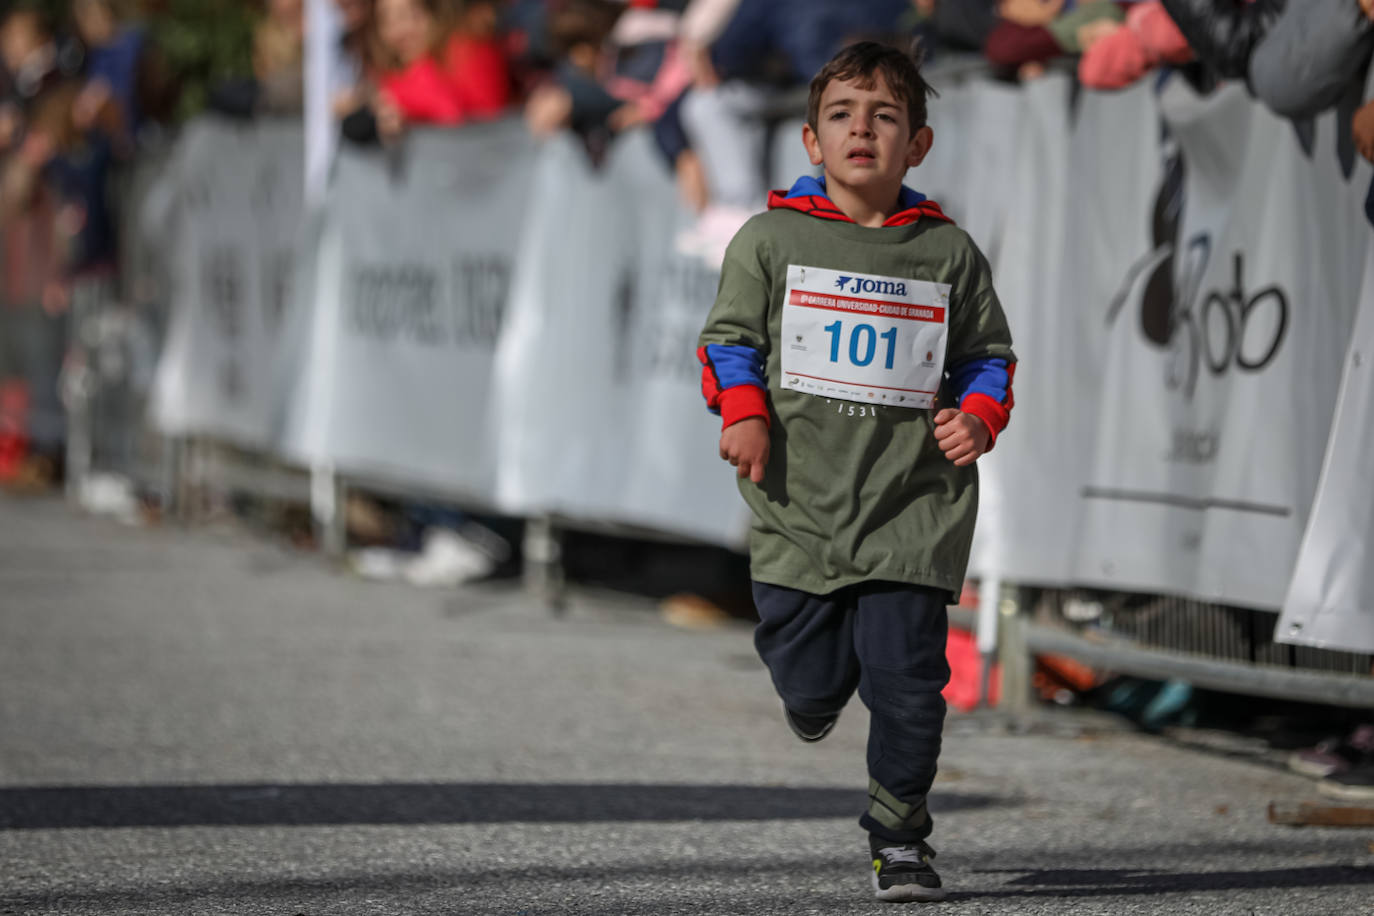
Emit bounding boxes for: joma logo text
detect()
[834,275,907,296]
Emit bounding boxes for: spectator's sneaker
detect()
[673,204,756,267]
[1317,761,1374,802]
[783,705,839,743]
[870,836,946,902]
[1288,724,1374,779]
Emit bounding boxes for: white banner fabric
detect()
[1277,240,1374,653]
[285,120,535,501]
[1070,81,1367,609]
[149,118,305,448]
[153,118,309,447]
[492,130,750,544]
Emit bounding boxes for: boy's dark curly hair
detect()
[806,40,938,137]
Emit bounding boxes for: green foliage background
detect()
[12,0,259,121]
[142,0,258,121]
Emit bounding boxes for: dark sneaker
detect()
[1317,761,1374,802]
[783,706,839,742]
[870,836,946,902]
[1288,724,1374,779]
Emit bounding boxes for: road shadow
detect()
[946,864,1374,900]
[4,853,1371,914]
[0,782,1002,830]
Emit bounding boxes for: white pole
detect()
[304,0,343,550]
[304,0,341,206]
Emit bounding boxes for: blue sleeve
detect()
[700,344,766,411]
[948,356,1010,405]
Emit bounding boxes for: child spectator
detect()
[678,0,909,262]
[0,4,82,486]
[696,40,1016,902]
[1078,2,1192,92]
[523,0,624,144]
[909,0,999,54]
[984,0,1131,81]
[254,0,306,114]
[524,0,698,189]
[330,0,383,118]
[71,0,145,142]
[203,0,305,118]
[983,0,1067,79]
[369,0,510,142]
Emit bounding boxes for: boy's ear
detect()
[802,122,824,167]
[906,126,934,168]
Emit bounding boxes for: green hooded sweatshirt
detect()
[697,181,1016,596]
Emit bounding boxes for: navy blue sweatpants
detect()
[752,580,951,844]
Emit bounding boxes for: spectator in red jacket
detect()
[442,0,510,120]
[373,0,510,141]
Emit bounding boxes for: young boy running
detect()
[696,41,1016,903]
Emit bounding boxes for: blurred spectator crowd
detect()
[4,0,1374,491]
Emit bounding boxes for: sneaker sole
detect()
[784,703,840,743]
[1316,779,1374,803]
[871,871,947,902]
[1286,754,1342,779]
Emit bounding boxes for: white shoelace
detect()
[878,846,929,865]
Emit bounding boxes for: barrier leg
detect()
[997,586,1033,714]
[523,515,566,613]
[159,435,180,518]
[175,437,198,524]
[64,387,92,508]
[62,290,96,507]
[976,573,1001,709]
[311,464,347,557]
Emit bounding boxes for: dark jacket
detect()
[711,0,910,84]
[1249,0,1374,119]
[1159,0,1285,80]
[929,0,999,52]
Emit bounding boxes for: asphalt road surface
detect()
[2,495,1371,915]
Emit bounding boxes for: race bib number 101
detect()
[780,264,950,409]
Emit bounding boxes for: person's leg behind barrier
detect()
[752,581,861,740]
[16,304,68,461]
[680,82,772,210]
[854,582,951,845]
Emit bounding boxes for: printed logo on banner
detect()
[251,162,282,218]
[1106,133,1291,421]
[203,246,246,403]
[262,250,294,333]
[349,256,513,348]
[452,255,511,347]
[350,263,446,345]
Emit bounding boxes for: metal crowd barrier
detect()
[60,64,1372,713]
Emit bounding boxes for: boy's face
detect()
[803,74,933,200]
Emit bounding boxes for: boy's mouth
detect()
[847,147,876,163]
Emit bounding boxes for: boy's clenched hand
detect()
[932,408,990,467]
[719,417,770,483]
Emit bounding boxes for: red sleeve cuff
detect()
[959,392,1010,451]
[719,385,770,430]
